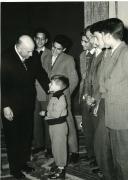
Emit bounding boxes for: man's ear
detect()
[63,48,66,52]
[45,38,48,43]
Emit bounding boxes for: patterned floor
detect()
[1,129,103,180]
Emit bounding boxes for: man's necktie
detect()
[23,59,28,71]
[38,50,43,57]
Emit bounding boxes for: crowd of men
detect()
[1,18,128,180]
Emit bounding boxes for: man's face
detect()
[93,32,105,49]
[86,30,93,40]
[81,35,92,51]
[102,32,111,48]
[34,33,47,49]
[20,44,34,59]
[52,42,65,57]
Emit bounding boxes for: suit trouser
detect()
[49,122,68,167]
[94,99,115,180]
[2,111,33,173]
[66,96,78,153]
[33,99,51,150]
[108,128,128,180]
[81,100,96,158]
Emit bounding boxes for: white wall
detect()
[109,1,128,27]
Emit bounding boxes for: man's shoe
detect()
[10,171,26,179]
[22,165,35,173]
[49,165,58,174]
[32,147,45,154]
[45,149,53,158]
[48,167,65,179]
[69,152,79,164]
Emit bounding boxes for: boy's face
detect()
[49,80,61,93]
[102,32,111,48]
[93,31,105,49]
[34,33,48,48]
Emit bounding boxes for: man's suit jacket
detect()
[35,48,51,101]
[88,50,105,101]
[79,51,94,102]
[99,42,128,129]
[46,52,79,97]
[1,47,49,115]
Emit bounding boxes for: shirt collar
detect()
[15,45,25,62]
[95,48,102,57]
[90,48,96,55]
[111,41,122,55]
[36,46,45,53]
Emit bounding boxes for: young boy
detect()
[40,75,69,179]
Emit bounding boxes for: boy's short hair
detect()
[51,75,69,90]
[101,18,124,40]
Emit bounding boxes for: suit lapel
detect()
[51,53,64,70]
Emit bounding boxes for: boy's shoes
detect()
[69,152,79,164]
[48,167,65,179]
[10,171,26,179]
[22,164,35,173]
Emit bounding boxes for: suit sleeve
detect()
[122,50,128,78]
[1,53,12,108]
[67,57,79,94]
[36,57,50,94]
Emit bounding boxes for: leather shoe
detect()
[22,165,35,173]
[11,171,25,179]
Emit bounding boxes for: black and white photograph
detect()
[1,1,128,180]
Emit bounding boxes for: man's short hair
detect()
[34,27,49,39]
[53,34,72,49]
[81,25,91,37]
[51,75,69,90]
[90,20,105,34]
[101,18,124,40]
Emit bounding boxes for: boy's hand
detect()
[39,111,46,116]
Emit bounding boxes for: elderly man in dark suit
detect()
[1,35,49,179]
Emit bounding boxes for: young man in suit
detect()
[1,35,49,179]
[99,18,128,180]
[47,34,79,164]
[32,28,52,157]
[79,26,96,164]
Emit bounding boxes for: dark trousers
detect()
[33,99,51,150]
[81,101,96,158]
[2,111,33,173]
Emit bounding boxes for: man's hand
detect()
[39,110,46,117]
[86,96,95,106]
[3,107,14,121]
